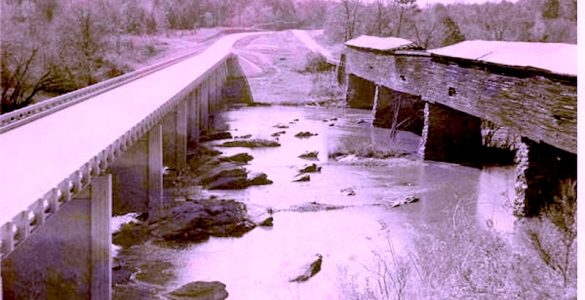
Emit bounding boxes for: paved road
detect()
[0,32,265,226]
[290,30,337,63]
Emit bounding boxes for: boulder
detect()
[166,281,228,300]
[258,217,274,227]
[218,139,280,148]
[206,172,272,190]
[293,174,310,182]
[298,151,319,160]
[390,196,419,208]
[273,124,289,129]
[299,163,321,174]
[220,153,254,164]
[290,254,323,282]
[150,199,256,242]
[294,131,318,138]
[271,130,286,137]
[200,165,247,186]
[200,131,233,142]
[248,172,273,186]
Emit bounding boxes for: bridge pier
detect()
[109,125,163,217]
[346,74,375,109]
[1,175,112,300]
[515,138,577,217]
[162,102,187,170]
[223,56,254,104]
[187,90,201,145]
[199,81,210,132]
[420,102,483,167]
[373,85,424,134]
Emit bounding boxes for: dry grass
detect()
[344,180,577,299]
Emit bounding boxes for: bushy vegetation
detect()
[345,179,577,299]
[323,0,576,47]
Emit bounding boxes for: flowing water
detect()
[114,105,517,299]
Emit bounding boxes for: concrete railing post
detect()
[148,124,163,220]
[90,174,112,300]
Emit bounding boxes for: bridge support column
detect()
[1,175,112,300]
[515,138,577,217]
[188,89,200,145]
[200,81,210,132]
[148,124,164,220]
[373,85,424,134]
[420,102,482,167]
[109,125,162,217]
[346,74,375,109]
[90,175,112,300]
[224,56,253,104]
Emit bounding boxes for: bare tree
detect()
[1,48,57,114]
[341,0,362,41]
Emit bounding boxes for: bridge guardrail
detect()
[0,44,209,134]
[0,47,238,258]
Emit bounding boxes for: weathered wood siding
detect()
[345,47,577,154]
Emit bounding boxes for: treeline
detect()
[0,0,577,114]
[324,0,577,47]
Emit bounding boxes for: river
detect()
[113,105,517,299]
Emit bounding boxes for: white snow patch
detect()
[345,35,415,51]
[429,40,577,76]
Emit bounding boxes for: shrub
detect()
[301,52,333,73]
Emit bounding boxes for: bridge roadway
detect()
[0,32,262,230]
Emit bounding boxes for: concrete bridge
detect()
[0,30,577,298]
[0,32,256,299]
[343,35,577,217]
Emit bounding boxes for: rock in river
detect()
[150,199,256,243]
[290,254,323,282]
[299,163,321,174]
[293,174,310,182]
[166,281,228,300]
[200,131,233,142]
[390,196,419,208]
[218,139,280,148]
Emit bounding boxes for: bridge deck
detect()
[0,33,258,226]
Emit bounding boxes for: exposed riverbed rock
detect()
[294,131,318,138]
[299,163,321,174]
[200,131,233,142]
[218,139,280,148]
[258,216,274,227]
[271,130,286,137]
[390,196,419,208]
[206,171,273,190]
[150,199,256,243]
[293,174,311,182]
[166,281,228,300]
[220,153,254,164]
[298,151,319,160]
[290,254,323,282]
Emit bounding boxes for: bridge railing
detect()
[0,47,239,258]
[0,46,211,134]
